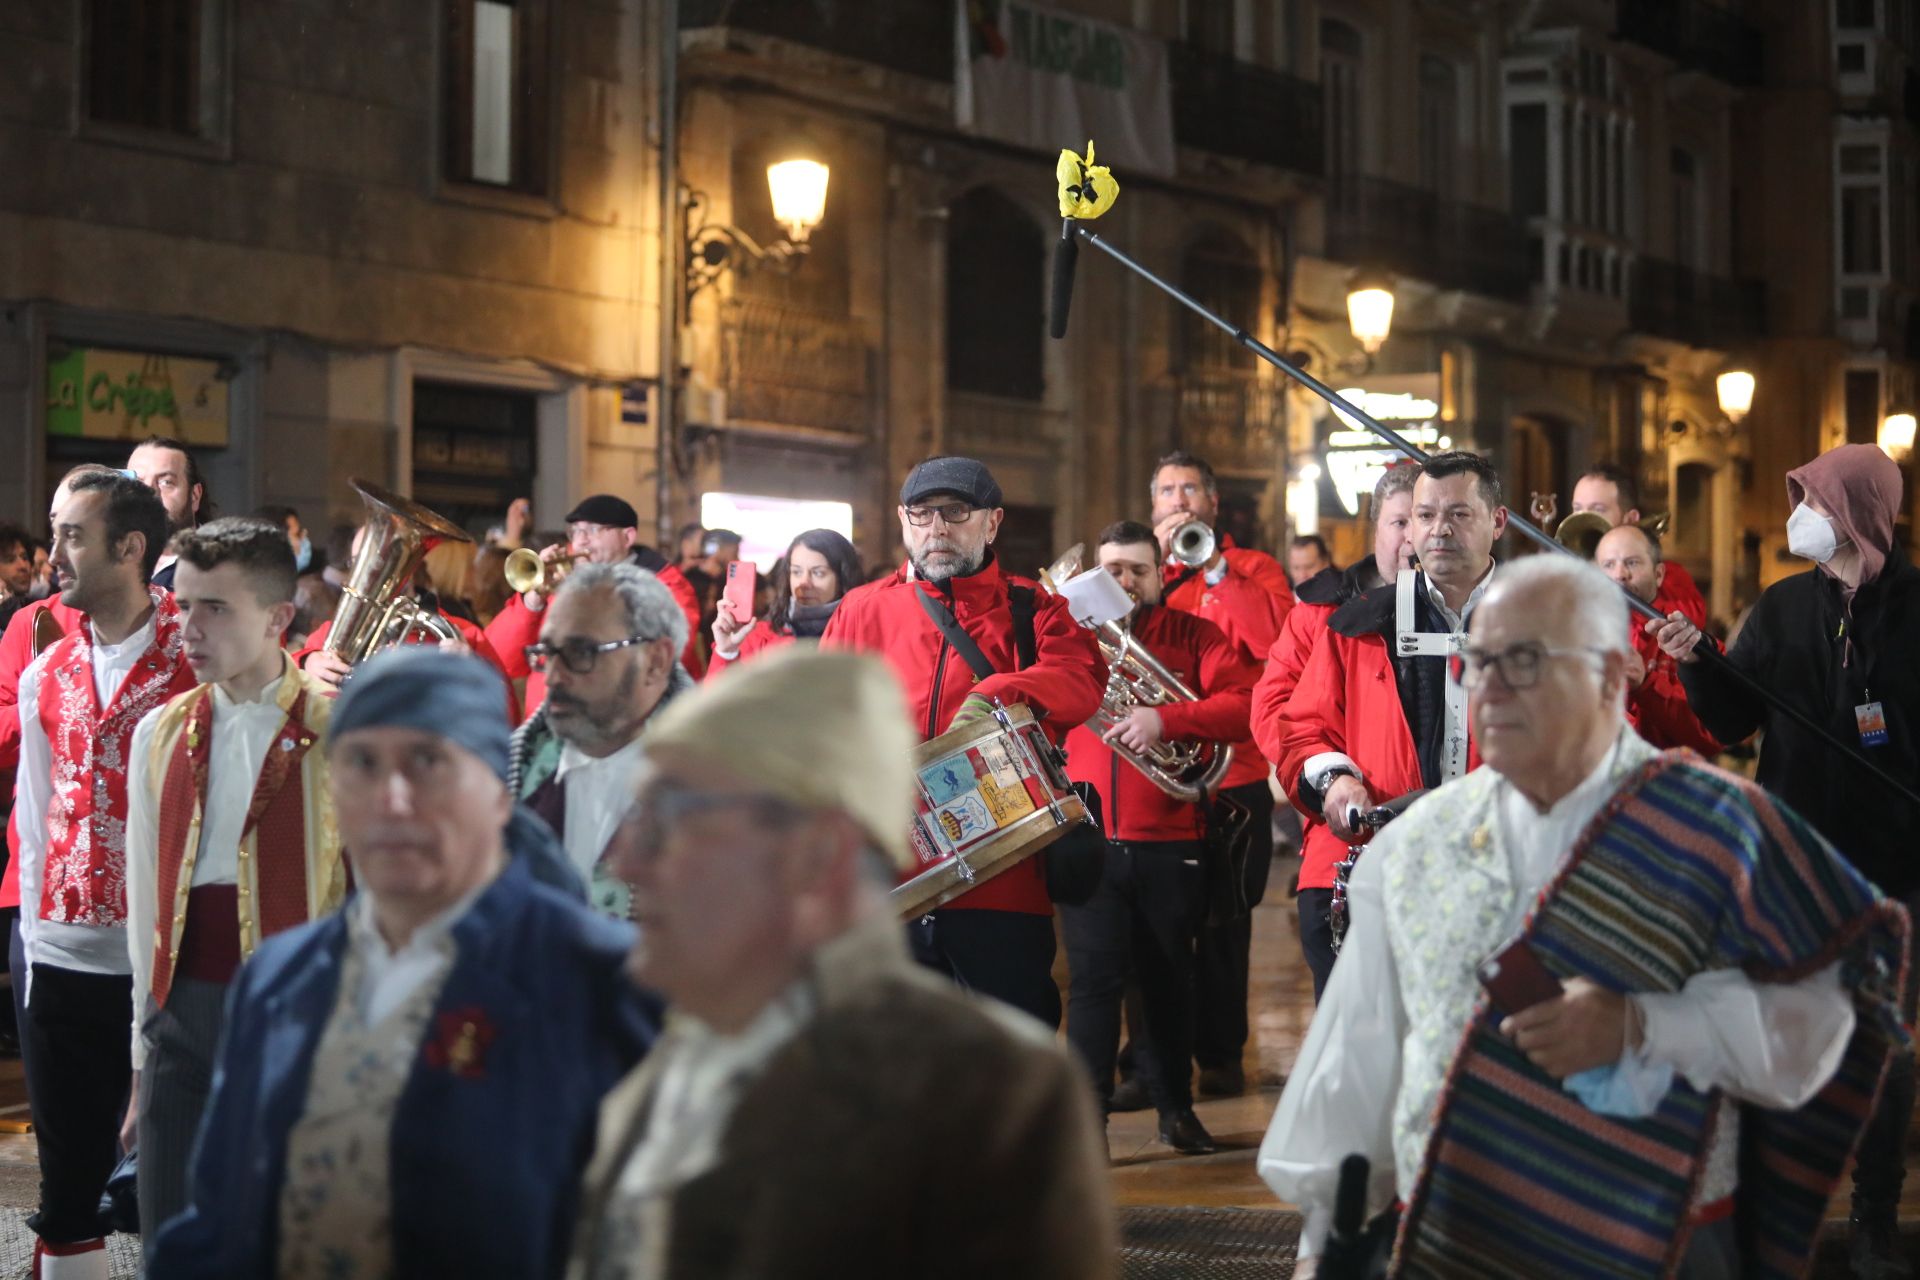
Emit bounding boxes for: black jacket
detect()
[1679,556,1920,895]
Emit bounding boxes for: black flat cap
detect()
[564,494,639,528]
[900,457,1002,509]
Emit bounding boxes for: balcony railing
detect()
[720,298,875,437]
[1629,258,1766,348]
[1148,370,1284,471]
[680,0,954,82]
[1168,43,1325,177]
[1326,177,1533,302]
[1615,0,1763,88]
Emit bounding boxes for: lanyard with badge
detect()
[1837,614,1891,747]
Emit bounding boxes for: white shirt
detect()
[1260,730,1852,1259]
[345,877,493,1027]
[555,736,648,883]
[124,670,292,1066]
[15,610,162,984]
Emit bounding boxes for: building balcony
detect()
[680,0,953,83]
[716,298,876,439]
[1629,257,1766,349]
[1168,43,1325,176]
[1326,177,1533,303]
[1150,369,1284,472]
[1614,0,1763,89]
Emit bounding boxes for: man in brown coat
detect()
[569,648,1116,1280]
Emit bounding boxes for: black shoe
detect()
[1196,1063,1245,1098]
[1156,1108,1218,1155]
[1849,1215,1914,1280]
[1107,1076,1152,1113]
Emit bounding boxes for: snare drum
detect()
[892,702,1090,918]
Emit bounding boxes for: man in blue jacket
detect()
[149,648,659,1278]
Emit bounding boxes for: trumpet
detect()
[1556,509,1671,560]
[1040,545,1233,802]
[1167,519,1216,568]
[504,547,584,596]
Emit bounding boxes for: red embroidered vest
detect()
[37,591,194,927]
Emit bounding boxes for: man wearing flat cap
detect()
[822,457,1104,1028]
[570,648,1116,1280]
[487,494,706,716]
[149,648,659,1279]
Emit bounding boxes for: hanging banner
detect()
[44,347,230,446]
[955,0,1175,178]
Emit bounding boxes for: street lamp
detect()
[1346,271,1395,355]
[685,155,832,304]
[1880,411,1916,461]
[1715,369,1755,423]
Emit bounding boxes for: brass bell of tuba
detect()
[324,479,471,665]
[1040,545,1234,802]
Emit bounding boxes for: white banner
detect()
[955,0,1175,178]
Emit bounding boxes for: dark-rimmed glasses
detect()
[525,635,651,675]
[1450,642,1607,690]
[903,502,979,527]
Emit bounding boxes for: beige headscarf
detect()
[640,648,919,869]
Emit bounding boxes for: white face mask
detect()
[1786,502,1842,564]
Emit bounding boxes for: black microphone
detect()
[1318,1153,1373,1280]
[1048,221,1079,340]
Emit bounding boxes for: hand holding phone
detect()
[722,560,756,624]
[1477,938,1564,1017]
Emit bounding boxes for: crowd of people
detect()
[0,430,1913,1279]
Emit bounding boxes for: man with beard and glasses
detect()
[1274,452,1504,991]
[127,436,211,591]
[507,564,694,919]
[822,457,1103,1028]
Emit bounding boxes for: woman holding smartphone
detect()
[708,528,864,676]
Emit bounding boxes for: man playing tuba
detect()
[1059,521,1258,1156]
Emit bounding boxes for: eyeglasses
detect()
[1450,642,1608,690]
[525,635,652,675]
[619,785,810,862]
[903,502,979,527]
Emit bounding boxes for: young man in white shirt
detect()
[14,472,193,1279]
[122,517,347,1251]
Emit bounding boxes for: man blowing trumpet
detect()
[1261,555,1907,1280]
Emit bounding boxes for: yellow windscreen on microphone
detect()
[1056,141,1119,220]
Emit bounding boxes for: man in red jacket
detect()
[1277,451,1503,995]
[1148,449,1292,1094]
[483,494,705,718]
[1570,462,1707,627]
[1594,523,1720,755]
[1251,462,1417,998]
[1061,522,1255,1153]
[822,457,1104,1028]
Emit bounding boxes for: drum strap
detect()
[914,586,1039,679]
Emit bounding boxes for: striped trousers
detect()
[135,978,228,1252]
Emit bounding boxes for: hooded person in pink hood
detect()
[1652,442,1920,1277]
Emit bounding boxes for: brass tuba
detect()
[1041,545,1234,802]
[324,479,471,664]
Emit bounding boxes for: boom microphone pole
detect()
[1047,178,1920,811]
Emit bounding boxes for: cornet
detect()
[1167,519,1216,568]
[504,547,585,596]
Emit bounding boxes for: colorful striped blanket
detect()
[1392,753,1910,1279]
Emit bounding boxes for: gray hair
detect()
[1489,554,1630,658]
[555,562,690,656]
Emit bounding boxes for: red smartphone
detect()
[1476,938,1564,1016]
[722,560,756,623]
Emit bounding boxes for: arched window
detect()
[946,187,1045,401]
[1179,229,1260,373]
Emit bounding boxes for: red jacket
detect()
[483,561,705,718]
[1278,581,1483,890]
[1163,542,1293,789]
[1252,600,1335,769]
[1627,622,1721,755]
[1656,560,1709,628]
[1065,606,1256,842]
[294,613,520,724]
[822,557,1105,914]
[2,599,85,911]
[703,620,795,678]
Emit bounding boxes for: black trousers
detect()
[1193,782,1275,1069]
[1852,886,1920,1219]
[1061,839,1206,1113]
[137,977,228,1249]
[22,963,133,1245]
[909,908,1060,1029]
[1297,888,1338,1002]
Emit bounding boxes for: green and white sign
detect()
[45,347,230,446]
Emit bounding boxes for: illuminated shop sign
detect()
[1321,380,1449,516]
